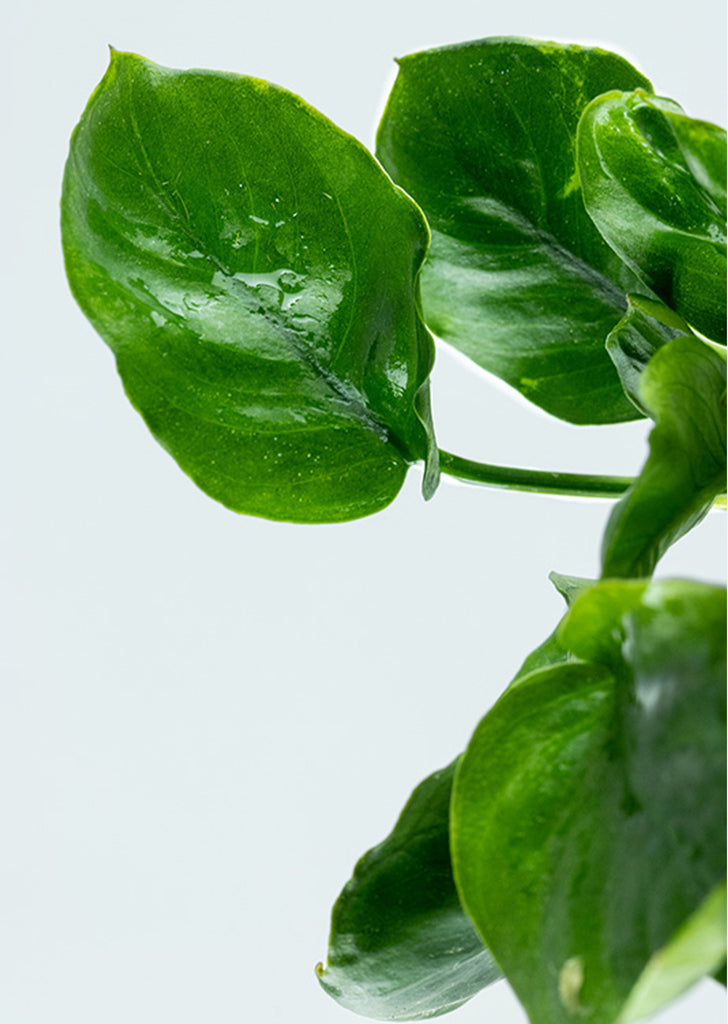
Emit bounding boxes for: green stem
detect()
[438,449,633,499]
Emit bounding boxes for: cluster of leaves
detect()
[61,36,726,1024]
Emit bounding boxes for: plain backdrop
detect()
[2,1,726,1022]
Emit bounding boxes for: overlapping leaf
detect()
[317,760,500,1020]
[601,335,726,579]
[604,295,685,415]
[578,90,727,343]
[508,573,593,688]
[61,51,438,523]
[619,882,727,1023]
[452,579,726,1024]
[376,37,654,424]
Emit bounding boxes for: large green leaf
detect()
[61,51,438,523]
[452,579,726,1024]
[317,760,501,1021]
[578,90,727,343]
[601,335,726,579]
[376,37,653,424]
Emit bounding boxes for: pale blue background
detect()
[2,0,726,1021]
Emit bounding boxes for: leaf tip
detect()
[549,572,594,608]
[421,450,440,501]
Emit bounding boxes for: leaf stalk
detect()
[438,449,633,499]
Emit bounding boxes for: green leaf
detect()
[601,336,726,579]
[509,573,594,688]
[452,579,727,1024]
[61,51,438,523]
[577,90,727,343]
[557,578,647,665]
[618,882,727,1023]
[317,760,501,1021]
[549,571,595,609]
[605,295,685,415]
[376,37,653,424]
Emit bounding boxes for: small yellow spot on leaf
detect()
[558,956,584,1015]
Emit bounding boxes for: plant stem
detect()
[438,449,633,498]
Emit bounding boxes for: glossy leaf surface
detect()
[578,90,727,343]
[453,579,726,1024]
[601,336,726,578]
[317,761,500,1021]
[376,37,652,424]
[61,51,438,523]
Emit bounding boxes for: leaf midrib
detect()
[114,69,405,455]
[411,59,633,308]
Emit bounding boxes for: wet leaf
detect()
[62,51,438,523]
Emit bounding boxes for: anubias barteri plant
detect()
[62,36,727,1024]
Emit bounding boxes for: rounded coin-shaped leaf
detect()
[577,90,727,343]
[61,51,438,523]
[376,37,654,424]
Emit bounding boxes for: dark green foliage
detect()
[62,52,438,523]
[376,38,653,424]
[453,581,726,1024]
[317,761,500,1020]
[61,37,727,1024]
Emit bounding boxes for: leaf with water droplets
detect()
[61,51,438,522]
